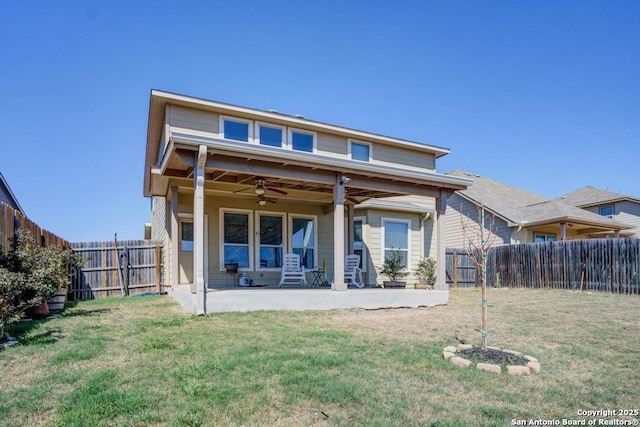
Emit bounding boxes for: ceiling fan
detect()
[234,178,288,196]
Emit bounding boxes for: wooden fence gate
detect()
[70,240,164,300]
[445,249,478,288]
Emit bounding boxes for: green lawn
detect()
[1,289,639,426]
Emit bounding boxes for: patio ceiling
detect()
[151,141,467,205]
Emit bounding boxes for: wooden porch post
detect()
[194,145,207,314]
[170,185,179,290]
[333,174,346,290]
[560,223,567,241]
[435,190,448,290]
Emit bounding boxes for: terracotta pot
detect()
[27,301,50,319]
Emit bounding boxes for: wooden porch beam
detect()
[206,157,336,185]
[347,177,441,198]
[577,227,614,235]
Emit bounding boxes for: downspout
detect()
[510,224,523,244]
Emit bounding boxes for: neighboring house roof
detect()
[0,172,24,213]
[446,169,631,232]
[556,186,640,208]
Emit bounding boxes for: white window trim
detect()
[254,121,286,148]
[348,139,372,162]
[288,214,318,269]
[287,128,317,153]
[219,208,254,271]
[381,217,411,270]
[353,216,367,272]
[255,211,286,271]
[219,115,254,143]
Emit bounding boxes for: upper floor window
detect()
[220,116,251,142]
[289,129,316,153]
[599,205,614,218]
[256,123,284,148]
[349,140,371,162]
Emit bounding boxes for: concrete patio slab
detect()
[169,287,449,313]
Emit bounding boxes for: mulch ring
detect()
[457,347,529,366]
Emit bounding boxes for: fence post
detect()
[155,244,161,293]
[123,246,130,296]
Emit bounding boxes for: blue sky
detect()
[1,1,638,242]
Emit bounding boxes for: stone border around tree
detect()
[443,344,541,375]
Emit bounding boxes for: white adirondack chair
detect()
[345,254,364,288]
[279,253,307,287]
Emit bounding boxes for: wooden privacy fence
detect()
[70,240,164,300]
[487,239,639,294]
[446,239,640,294]
[0,201,69,254]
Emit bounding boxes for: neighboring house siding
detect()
[615,201,640,237]
[0,181,20,212]
[0,190,13,208]
[583,202,640,237]
[445,193,512,248]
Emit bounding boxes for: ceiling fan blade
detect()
[233,187,252,194]
[266,187,288,195]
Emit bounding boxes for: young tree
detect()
[461,203,497,349]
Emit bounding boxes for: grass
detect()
[1,289,639,426]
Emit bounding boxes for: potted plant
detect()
[414,257,436,289]
[379,249,408,288]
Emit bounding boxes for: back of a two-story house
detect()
[144,90,471,296]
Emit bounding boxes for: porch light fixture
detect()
[258,198,267,206]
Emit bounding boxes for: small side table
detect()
[310,269,328,287]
